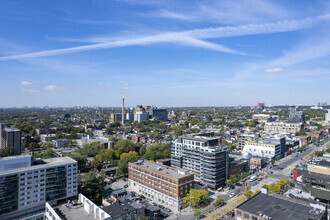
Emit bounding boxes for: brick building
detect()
[128,160,194,211]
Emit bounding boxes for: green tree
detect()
[95,149,117,163]
[55,131,63,139]
[118,151,139,176]
[0,147,14,157]
[139,145,147,156]
[44,148,54,157]
[143,143,171,161]
[183,189,208,207]
[326,148,330,153]
[314,151,324,157]
[113,140,134,158]
[214,197,224,207]
[243,190,253,198]
[193,209,201,217]
[68,153,87,170]
[78,171,106,204]
[78,142,103,157]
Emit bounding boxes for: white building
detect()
[134,111,148,122]
[326,110,330,122]
[0,155,78,220]
[52,138,68,148]
[242,140,281,160]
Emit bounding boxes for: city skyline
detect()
[0,0,330,107]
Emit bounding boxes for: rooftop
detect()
[237,192,325,220]
[58,203,97,220]
[0,156,76,176]
[103,201,136,218]
[315,159,330,168]
[130,160,192,179]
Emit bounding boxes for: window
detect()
[236,211,242,216]
[252,217,258,220]
[244,213,249,219]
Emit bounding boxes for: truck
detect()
[250,175,257,182]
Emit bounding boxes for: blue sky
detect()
[0,0,329,107]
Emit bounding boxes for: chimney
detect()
[122,98,125,125]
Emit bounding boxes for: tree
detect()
[243,190,253,198]
[113,140,134,158]
[29,142,39,151]
[44,148,54,157]
[271,159,276,165]
[78,142,103,157]
[214,197,224,207]
[183,189,208,207]
[326,148,330,153]
[0,147,14,157]
[95,149,117,163]
[68,153,87,170]
[143,143,171,161]
[118,151,139,176]
[55,131,63,139]
[193,209,201,217]
[139,145,147,156]
[314,151,324,157]
[78,171,106,204]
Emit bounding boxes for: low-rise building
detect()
[242,138,284,160]
[235,187,327,220]
[295,159,330,203]
[264,122,303,133]
[128,160,194,211]
[52,138,68,148]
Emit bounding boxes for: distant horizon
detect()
[0,103,328,109]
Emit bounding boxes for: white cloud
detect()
[0,14,329,61]
[150,10,195,21]
[20,81,32,86]
[265,68,283,73]
[21,89,40,93]
[43,85,59,91]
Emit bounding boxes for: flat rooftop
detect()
[131,160,192,179]
[237,192,324,220]
[103,202,136,219]
[58,203,96,220]
[0,156,76,176]
[316,160,330,167]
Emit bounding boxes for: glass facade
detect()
[0,174,18,214]
[46,166,67,201]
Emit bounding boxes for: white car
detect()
[229,192,234,198]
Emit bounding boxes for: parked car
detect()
[164,208,171,212]
[123,184,128,188]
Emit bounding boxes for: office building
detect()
[109,113,122,123]
[128,160,194,211]
[264,122,303,133]
[134,111,148,122]
[288,107,304,123]
[0,123,22,155]
[151,109,168,121]
[171,133,229,189]
[0,155,77,220]
[235,187,327,220]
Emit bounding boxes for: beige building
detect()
[264,122,303,133]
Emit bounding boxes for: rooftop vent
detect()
[156,167,163,171]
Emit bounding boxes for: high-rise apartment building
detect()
[326,109,330,122]
[0,123,22,155]
[0,155,77,220]
[171,133,228,189]
[128,160,194,211]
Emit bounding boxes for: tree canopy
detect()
[183,189,208,207]
[143,143,171,161]
[78,171,106,204]
[118,151,139,176]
